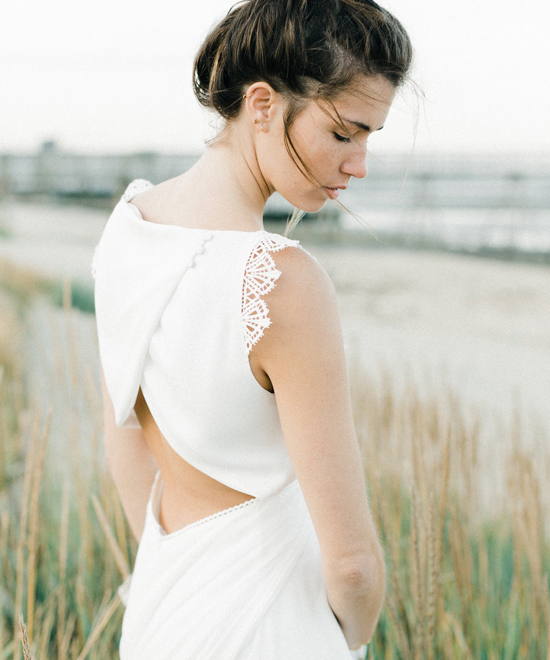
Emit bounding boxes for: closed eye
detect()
[333,132,351,143]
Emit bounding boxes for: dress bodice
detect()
[92,179,305,497]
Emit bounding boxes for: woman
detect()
[92,0,412,658]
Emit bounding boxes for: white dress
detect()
[92,179,369,660]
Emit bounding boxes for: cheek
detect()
[265,127,334,193]
[306,136,338,167]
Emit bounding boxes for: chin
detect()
[304,199,328,213]
[286,195,328,214]
[277,183,330,214]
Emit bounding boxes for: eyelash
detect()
[333,132,351,143]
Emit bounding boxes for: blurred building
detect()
[0,142,548,211]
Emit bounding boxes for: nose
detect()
[341,152,368,180]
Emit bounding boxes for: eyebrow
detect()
[340,117,385,132]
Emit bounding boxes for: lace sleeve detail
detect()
[121,178,154,202]
[242,233,301,355]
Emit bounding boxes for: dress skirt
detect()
[118,470,369,660]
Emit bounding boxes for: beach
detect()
[308,243,550,433]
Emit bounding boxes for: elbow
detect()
[322,545,386,648]
[337,545,386,600]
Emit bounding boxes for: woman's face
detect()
[260,75,396,213]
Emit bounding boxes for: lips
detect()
[323,185,347,199]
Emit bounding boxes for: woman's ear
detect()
[243,82,278,129]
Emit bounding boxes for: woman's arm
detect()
[254,246,386,649]
[100,364,158,543]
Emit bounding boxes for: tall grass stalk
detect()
[26,410,51,645]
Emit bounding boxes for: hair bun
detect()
[193,0,412,120]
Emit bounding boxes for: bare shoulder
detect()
[271,239,335,297]
[254,240,342,365]
[253,239,347,410]
[126,177,178,218]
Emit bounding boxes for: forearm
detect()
[323,552,386,650]
[104,429,158,543]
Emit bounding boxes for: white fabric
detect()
[93,180,369,659]
[119,471,367,660]
[93,180,302,498]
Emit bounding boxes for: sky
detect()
[1,0,549,156]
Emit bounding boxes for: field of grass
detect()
[0,256,548,659]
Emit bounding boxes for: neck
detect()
[185,129,273,231]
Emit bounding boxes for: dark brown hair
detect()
[193,0,413,233]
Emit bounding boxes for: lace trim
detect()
[242,234,301,355]
[157,494,259,540]
[121,178,154,202]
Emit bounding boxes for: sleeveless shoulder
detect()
[244,237,336,350]
[242,233,302,355]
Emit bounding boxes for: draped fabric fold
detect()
[93,200,214,427]
[119,473,363,660]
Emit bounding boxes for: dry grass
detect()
[348,358,550,659]
[0,260,49,307]
[0,257,548,658]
